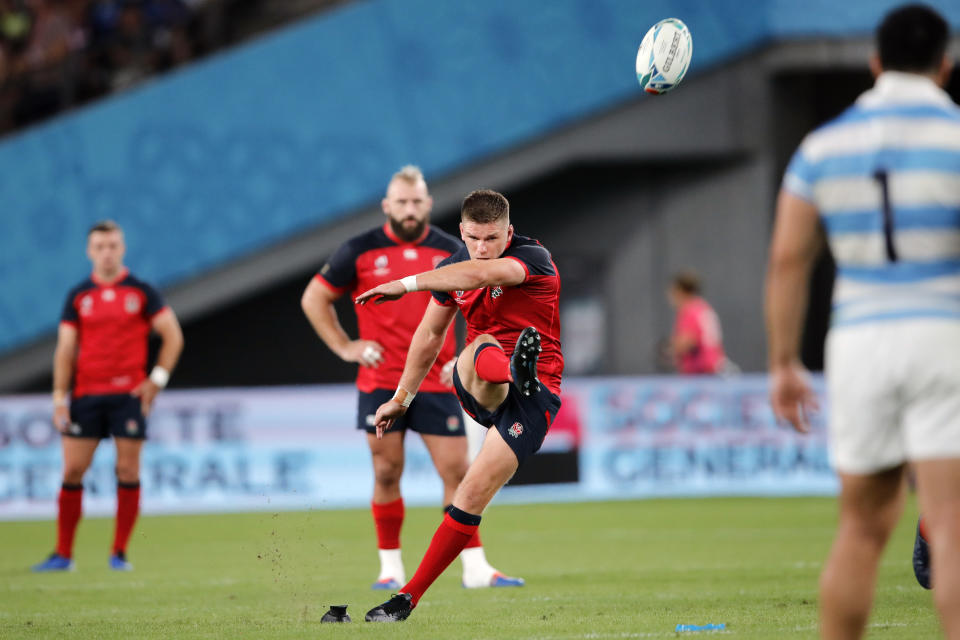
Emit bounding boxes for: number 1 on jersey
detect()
[873,169,899,262]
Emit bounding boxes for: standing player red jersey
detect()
[62,268,167,397]
[34,220,183,574]
[316,223,458,393]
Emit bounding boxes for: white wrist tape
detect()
[393,387,416,408]
[149,366,170,388]
[400,275,418,293]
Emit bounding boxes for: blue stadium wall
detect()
[2,0,959,355]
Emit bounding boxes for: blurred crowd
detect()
[0,0,215,134]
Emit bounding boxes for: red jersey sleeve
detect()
[60,289,79,326]
[317,239,360,293]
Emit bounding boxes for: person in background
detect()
[33,219,184,572]
[668,270,726,375]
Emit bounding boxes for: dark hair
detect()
[877,4,948,73]
[672,270,701,295]
[461,189,509,224]
[88,220,122,236]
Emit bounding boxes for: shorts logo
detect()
[403,248,418,260]
[69,423,82,435]
[446,415,459,431]
[508,422,523,438]
[125,419,139,435]
[490,286,503,299]
[124,293,141,314]
[365,414,376,426]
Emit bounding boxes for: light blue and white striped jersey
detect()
[784,72,960,327]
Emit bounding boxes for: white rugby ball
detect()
[635,18,693,95]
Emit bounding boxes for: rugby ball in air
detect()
[635,18,692,94]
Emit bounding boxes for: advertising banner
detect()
[0,375,834,520]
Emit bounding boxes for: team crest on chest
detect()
[124,293,141,314]
[490,286,503,299]
[508,422,523,438]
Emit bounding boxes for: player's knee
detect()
[115,462,140,484]
[438,460,468,487]
[373,459,403,486]
[62,466,87,484]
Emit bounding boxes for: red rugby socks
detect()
[112,482,140,555]
[56,483,83,558]
[372,497,405,549]
[401,507,481,605]
[474,343,512,384]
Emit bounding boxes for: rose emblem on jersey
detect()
[508,422,523,438]
[124,293,141,314]
[491,286,503,299]
[375,255,388,269]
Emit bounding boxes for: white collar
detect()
[858,71,954,108]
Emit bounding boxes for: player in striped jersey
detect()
[766,5,960,638]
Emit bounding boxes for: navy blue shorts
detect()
[68,394,146,440]
[452,367,561,465]
[357,389,465,436]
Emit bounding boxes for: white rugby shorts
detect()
[826,319,960,474]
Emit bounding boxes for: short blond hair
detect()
[390,165,426,188]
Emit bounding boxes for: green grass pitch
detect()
[0,497,937,638]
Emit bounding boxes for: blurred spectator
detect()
[667,270,729,375]
[12,0,86,126]
[0,0,346,138]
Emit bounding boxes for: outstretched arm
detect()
[373,300,458,438]
[355,258,526,305]
[765,189,823,432]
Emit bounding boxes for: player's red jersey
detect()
[60,268,167,398]
[316,223,461,393]
[432,233,564,395]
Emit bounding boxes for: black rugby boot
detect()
[510,326,542,397]
[365,593,413,622]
